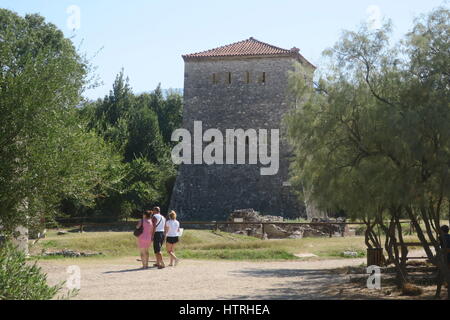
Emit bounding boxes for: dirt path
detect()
[39,257,370,300]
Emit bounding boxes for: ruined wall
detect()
[170,56,313,220]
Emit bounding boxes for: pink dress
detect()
[138,219,153,249]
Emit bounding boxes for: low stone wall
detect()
[221,209,348,239]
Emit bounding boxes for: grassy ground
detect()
[29,228,387,261]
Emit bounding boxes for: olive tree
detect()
[0,9,120,235]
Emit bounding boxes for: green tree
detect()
[125,97,168,163]
[86,70,134,150]
[148,85,183,145]
[77,71,183,218]
[286,7,450,296]
[0,9,120,234]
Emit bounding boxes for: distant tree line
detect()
[72,72,183,221]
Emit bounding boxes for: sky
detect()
[1,0,448,100]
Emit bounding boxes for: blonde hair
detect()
[168,210,177,220]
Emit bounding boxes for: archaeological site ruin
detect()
[170,38,316,221]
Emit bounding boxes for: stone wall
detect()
[220,209,346,239]
[170,55,314,221]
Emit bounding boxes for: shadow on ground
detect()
[220,268,384,300]
[103,267,157,274]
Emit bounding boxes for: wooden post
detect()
[341,223,348,237]
[261,223,265,240]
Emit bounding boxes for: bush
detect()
[0,241,69,300]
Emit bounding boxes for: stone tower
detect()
[170,37,315,221]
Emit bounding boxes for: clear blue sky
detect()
[2,0,448,100]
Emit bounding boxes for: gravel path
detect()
[38,257,368,300]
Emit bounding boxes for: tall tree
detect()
[78,73,183,218]
[286,7,450,296]
[0,9,121,233]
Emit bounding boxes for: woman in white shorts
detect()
[165,210,180,266]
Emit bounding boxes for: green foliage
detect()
[286,7,450,220]
[0,9,122,233]
[125,102,167,163]
[155,88,184,146]
[286,7,450,283]
[0,9,182,228]
[0,241,72,300]
[75,70,183,219]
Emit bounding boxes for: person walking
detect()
[151,207,166,269]
[136,210,153,269]
[165,210,181,266]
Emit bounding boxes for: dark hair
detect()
[143,210,152,218]
[441,225,449,234]
[153,206,160,213]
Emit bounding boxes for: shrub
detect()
[0,241,70,300]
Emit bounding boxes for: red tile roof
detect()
[183,37,315,68]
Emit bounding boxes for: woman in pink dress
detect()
[136,210,154,269]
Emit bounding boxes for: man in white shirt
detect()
[151,207,166,269]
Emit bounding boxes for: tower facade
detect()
[170,38,315,221]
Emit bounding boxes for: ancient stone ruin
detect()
[42,250,103,258]
[221,209,348,239]
[170,37,316,221]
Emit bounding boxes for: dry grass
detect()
[29,229,419,261]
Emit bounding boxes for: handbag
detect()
[133,219,144,237]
